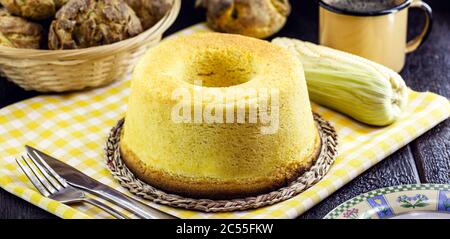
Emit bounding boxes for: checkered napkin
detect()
[0,24,449,219]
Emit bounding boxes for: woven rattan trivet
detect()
[106,113,338,212]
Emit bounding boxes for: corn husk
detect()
[272,37,408,126]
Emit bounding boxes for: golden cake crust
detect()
[121,33,320,199]
[120,128,321,199]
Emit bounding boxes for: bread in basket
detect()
[0,0,180,93]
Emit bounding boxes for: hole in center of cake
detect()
[184,49,255,87]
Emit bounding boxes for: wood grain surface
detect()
[0,0,448,219]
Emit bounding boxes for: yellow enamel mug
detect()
[319,0,432,72]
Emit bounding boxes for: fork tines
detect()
[16,153,67,197]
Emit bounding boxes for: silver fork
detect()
[16,154,128,219]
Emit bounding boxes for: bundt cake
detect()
[120,32,320,198]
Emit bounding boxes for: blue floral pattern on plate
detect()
[325,184,450,219]
[367,195,394,218]
[437,190,450,212]
[397,194,429,208]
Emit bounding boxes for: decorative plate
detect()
[324,184,450,219]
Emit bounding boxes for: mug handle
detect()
[406,0,433,53]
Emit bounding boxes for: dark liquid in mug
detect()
[322,0,404,13]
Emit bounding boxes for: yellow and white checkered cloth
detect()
[0,24,449,219]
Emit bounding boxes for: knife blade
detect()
[25,145,177,219]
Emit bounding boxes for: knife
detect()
[25,145,177,219]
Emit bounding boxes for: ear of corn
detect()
[272,37,408,126]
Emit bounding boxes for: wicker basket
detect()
[0,0,181,93]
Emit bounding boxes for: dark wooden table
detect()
[1,0,449,219]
